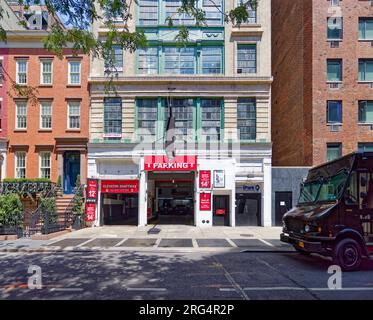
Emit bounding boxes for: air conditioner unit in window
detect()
[237,68,243,74]
[330,125,341,132]
[330,41,339,48]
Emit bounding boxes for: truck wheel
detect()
[333,238,362,272]
[293,246,311,256]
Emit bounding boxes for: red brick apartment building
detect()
[0,1,89,193]
[271,0,373,224]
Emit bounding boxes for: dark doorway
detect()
[235,193,261,226]
[213,195,230,226]
[148,173,194,225]
[102,193,139,225]
[63,151,80,194]
[275,191,293,226]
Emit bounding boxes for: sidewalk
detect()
[0,226,293,253]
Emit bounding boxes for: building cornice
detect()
[88,75,273,85]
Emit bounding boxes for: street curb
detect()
[0,246,295,254]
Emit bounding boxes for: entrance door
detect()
[235,193,261,226]
[63,152,80,194]
[275,192,292,226]
[213,195,230,226]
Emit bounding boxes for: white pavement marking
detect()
[257,238,275,247]
[225,238,237,247]
[126,287,167,292]
[219,287,373,292]
[212,256,250,300]
[154,238,162,248]
[114,238,128,247]
[192,239,198,248]
[49,288,84,292]
[77,238,96,247]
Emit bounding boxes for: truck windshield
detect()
[299,170,349,204]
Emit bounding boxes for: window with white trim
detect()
[15,101,27,129]
[15,152,26,179]
[237,44,256,74]
[68,101,81,129]
[138,0,159,25]
[16,60,27,84]
[40,60,52,84]
[68,60,81,85]
[39,152,51,179]
[40,101,52,129]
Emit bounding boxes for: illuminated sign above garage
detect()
[101,180,139,193]
[144,155,197,171]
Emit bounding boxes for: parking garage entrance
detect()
[101,180,139,225]
[147,172,195,225]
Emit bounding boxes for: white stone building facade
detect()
[88,0,273,227]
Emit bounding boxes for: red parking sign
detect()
[85,203,96,222]
[199,170,211,189]
[86,179,98,203]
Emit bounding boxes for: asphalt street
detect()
[1,250,373,300]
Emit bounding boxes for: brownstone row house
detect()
[271,0,373,224]
[0,0,89,196]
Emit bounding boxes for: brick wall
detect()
[312,0,373,165]
[6,48,89,181]
[271,0,313,166]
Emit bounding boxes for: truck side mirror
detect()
[360,176,367,187]
[360,192,367,201]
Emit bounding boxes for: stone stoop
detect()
[56,194,74,223]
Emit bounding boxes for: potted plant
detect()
[72,175,84,229]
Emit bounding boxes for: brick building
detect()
[271,0,373,224]
[0,0,89,193]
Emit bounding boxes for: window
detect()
[164,47,195,74]
[327,17,343,40]
[359,18,373,40]
[330,0,340,6]
[137,99,158,140]
[358,143,373,152]
[104,98,122,138]
[237,0,256,24]
[202,0,223,26]
[237,98,256,140]
[68,61,81,85]
[237,44,256,74]
[164,0,194,25]
[202,47,223,74]
[138,0,158,25]
[327,143,342,162]
[40,101,52,129]
[201,99,221,141]
[15,101,27,129]
[359,59,373,81]
[358,101,373,123]
[15,152,26,179]
[40,60,52,84]
[68,101,81,129]
[104,45,123,72]
[327,101,342,123]
[137,47,158,74]
[166,98,194,140]
[327,59,342,82]
[16,60,27,84]
[39,152,51,179]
